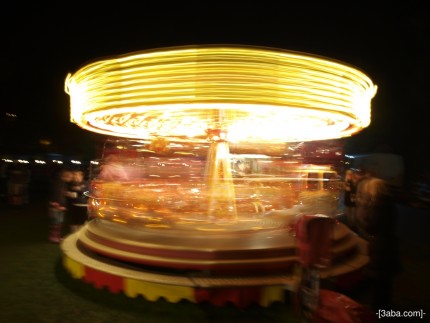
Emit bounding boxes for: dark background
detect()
[1,3,429,179]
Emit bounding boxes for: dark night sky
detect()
[1,3,429,174]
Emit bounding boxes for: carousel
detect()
[61,45,377,308]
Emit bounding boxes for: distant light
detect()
[65,45,377,143]
[345,154,356,159]
[40,139,52,146]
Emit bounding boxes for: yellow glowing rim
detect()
[65,45,377,142]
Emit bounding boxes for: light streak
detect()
[65,45,377,142]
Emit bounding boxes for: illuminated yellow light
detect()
[145,224,170,228]
[65,45,377,142]
[196,227,226,232]
[112,218,128,224]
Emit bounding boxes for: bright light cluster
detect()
[65,45,377,142]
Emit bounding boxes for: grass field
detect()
[0,192,301,323]
[1,189,429,322]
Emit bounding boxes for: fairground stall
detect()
[61,45,377,308]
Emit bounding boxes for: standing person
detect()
[7,163,31,205]
[356,176,402,310]
[348,168,367,233]
[48,168,73,243]
[67,170,89,233]
[343,169,355,230]
[0,162,9,202]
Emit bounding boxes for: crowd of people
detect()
[0,163,31,205]
[47,168,89,243]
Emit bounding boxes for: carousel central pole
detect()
[205,109,238,222]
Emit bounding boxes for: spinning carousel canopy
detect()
[65,45,377,143]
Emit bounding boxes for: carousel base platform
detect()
[60,219,369,308]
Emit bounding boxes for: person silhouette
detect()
[356,176,402,309]
[66,170,89,233]
[48,168,73,243]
